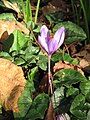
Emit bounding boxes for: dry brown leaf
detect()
[3,0,36,12]
[3,0,20,14]
[79,59,89,68]
[0,20,29,41]
[0,58,26,112]
[53,61,73,72]
[53,61,84,75]
[75,44,90,68]
[0,20,15,41]
[16,21,29,35]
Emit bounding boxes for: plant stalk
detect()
[48,55,53,95]
[21,0,26,22]
[79,0,90,43]
[34,0,40,24]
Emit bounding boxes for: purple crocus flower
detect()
[56,115,66,120]
[38,25,65,55]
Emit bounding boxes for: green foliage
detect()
[70,94,87,119]
[52,51,79,65]
[14,92,49,120]
[14,66,38,119]
[45,12,63,24]
[25,93,49,120]
[66,86,79,97]
[0,51,13,61]
[70,0,90,43]
[24,45,39,64]
[2,30,29,52]
[53,21,87,44]
[51,52,63,62]
[10,30,29,52]
[14,66,49,120]
[37,55,48,71]
[54,69,87,88]
[0,13,15,20]
[14,81,33,119]
[87,110,90,120]
[53,68,90,119]
[80,81,90,97]
[52,87,64,109]
[20,0,32,23]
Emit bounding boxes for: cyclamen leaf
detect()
[70,94,87,119]
[14,81,33,119]
[52,87,64,109]
[54,69,87,88]
[51,52,63,62]
[66,86,79,97]
[14,67,49,120]
[37,55,48,71]
[26,93,49,120]
[80,81,90,96]
[9,30,29,52]
[53,21,87,44]
[45,12,62,24]
[87,110,90,120]
[14,67,38,118]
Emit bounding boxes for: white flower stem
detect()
[48,55,53,95]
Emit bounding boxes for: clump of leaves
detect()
[53,68,90,119]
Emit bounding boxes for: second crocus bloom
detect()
[38,25,65,55]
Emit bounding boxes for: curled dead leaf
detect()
[0,20,15,41]
[53,61,72,72]
[74,44,90,66]
[0,20,29,41]
[0,58,26,112]
[79,59,89,68]
[53,61,84,75]
[3,0,20,15]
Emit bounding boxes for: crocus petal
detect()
[38,25,65,55]
[38,25,50,53]
[48,27,65,55]
[54,27,65,50]
[48,38,58,55]
[38,35,48,53]
[40,25,50,38]
[56,115,65,120]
